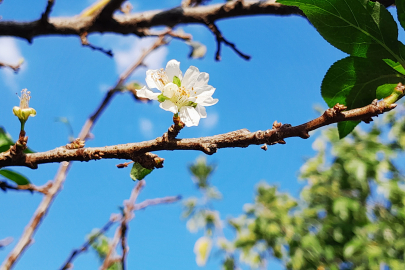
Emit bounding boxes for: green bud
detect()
[173,76,181,87]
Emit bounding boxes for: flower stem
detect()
[20,121,25,132]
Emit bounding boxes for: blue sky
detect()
[0,0,375,269]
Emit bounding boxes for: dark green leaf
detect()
[0,127,14,153]
[173,76,181,87]
[397,0,405,32]
[338,121,360,139]
[0,127,35,153]
[321,56,405,138]
[277,0,401,61]
[130,162,153,181]
[0,169,30,185]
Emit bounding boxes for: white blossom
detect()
[194,236,212,266]
[137,60,218,127]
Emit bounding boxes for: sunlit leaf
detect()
[277,0,401,61]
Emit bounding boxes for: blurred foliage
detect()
[88,230,122,270]
[185,102,405,269]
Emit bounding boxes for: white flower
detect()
[193,236,212,266]
[136,60,218,127]
[13,89,36,130]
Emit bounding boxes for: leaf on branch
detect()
[277,0,401,61]
[0,169,30,185]
[130,162,153,181]
[322,56,405,138]
[0,127,35,153]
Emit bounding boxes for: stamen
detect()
[19,89,31,109]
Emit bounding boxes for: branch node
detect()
[272,120,283,129]
[261,144,268,151]
[164,115,185,141]
[201,143,217,155]
[298,131,310,139]
[132,153,164,170]
[65,138,85,149]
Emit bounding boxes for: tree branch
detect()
[0,99,397,169]
[0,1,303,41]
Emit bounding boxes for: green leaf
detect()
[0,127,15,153]
[383,59,405,75]
[0,127,35,153]
[157,94,168,103]
[0,169,30,185]
[130,162,153,181]
[173,76,181,87]
[277,0,401,61]
[397,0,405,32]
[321,56,405,138]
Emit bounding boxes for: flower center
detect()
[171,86,197,109]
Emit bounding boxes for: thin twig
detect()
[0,60,23,73]
[0,181,52,194]
[134,195,182,211]
[1,36,168,270]
[207,22,250,61]
[80,32,113,57]
[0,238,13,249]
[40,0,55,21]
[101,180,145,270]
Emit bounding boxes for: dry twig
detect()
[0,181,52,194]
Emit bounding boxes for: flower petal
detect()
[194,72,209,87]
[197,97,219,107]
[182,66,200,89]
[192,85,215,96]
[145,69,161,90]
[180,106,201,127]
[159,100,178,114]
[136,87,159,100]
[195,104,207,118]
[165,60,182,83]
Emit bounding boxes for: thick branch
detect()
[0,100,396,169]
[0,1,303,41]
